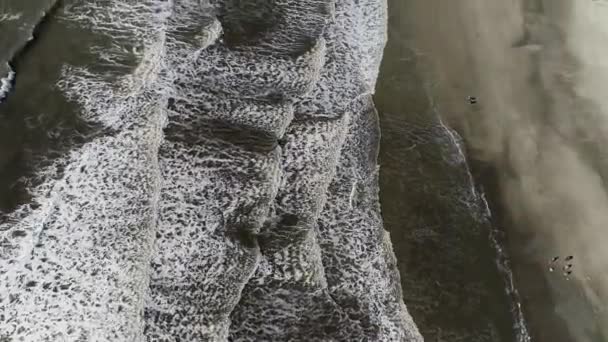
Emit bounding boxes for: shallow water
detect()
[381,0,608,341]
[375,1,529,340]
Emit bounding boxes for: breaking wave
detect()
[1,0,422,341]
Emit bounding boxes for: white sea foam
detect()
[0,12,22,22]
[1,1,170,340]
[0,66,14,102]
[1,0,423,341]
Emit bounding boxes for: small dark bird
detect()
[468,96,478,104]
[551,256,559,262]
[565,255,574,261]
[566,270,572,275]
[564,264,573,270]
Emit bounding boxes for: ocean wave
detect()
[0,0,422,340]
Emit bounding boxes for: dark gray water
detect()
[0,0,56,75]
[0,3,115,213]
